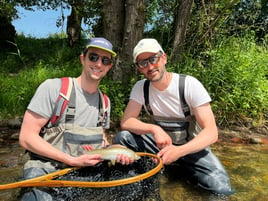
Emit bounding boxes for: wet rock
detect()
[249,137,264,144]
[0,156,19,167]
[11,133,19,140]
[7,118,22,129]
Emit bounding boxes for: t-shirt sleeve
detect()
[185,76,212,108]
[27,78,61,119]
[129,79,146,105]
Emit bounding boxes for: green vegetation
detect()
[0,34,267,130]
[169,34,268,128]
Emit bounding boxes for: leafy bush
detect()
[168,34,268,127]
[0,34,267,130]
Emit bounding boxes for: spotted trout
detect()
[84,146,141,165]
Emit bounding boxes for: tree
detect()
[107,0,146,81]
[66,1,83,47]
[0,1,18,50]
[170,0,194,63]
[224,0,268,39]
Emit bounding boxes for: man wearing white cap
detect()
[19,37,133,200]
[113,38,233,195]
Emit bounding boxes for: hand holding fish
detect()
[66,153,103,167]
[83,144,140,166]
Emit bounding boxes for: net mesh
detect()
[50,156,163,201]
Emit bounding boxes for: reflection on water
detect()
[0,142,267,201]
[160,143,268,201]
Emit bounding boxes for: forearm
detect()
[179,127,218,156]
[180,103,218,155]
[20,134,73,165]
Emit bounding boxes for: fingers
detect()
[156,136,172,149]
[84,154,103,166]
[157,141,170,149]
[116,154,134,165]
[157,147,171,165]
[82,144,94,151]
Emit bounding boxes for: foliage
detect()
[0,0,18,21]
[0,34,81,118]
[223,0,268,39]
[167,34,268,127]
[207,35,268,127]
[1,34,267,129]
[99,78,135,122]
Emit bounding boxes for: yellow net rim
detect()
[0,152,163,189]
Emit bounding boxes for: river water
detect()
[0,140,267,201]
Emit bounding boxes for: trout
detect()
[84,146,141,165]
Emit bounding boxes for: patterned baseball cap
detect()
[84,37,117,57]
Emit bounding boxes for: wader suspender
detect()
[50,77,73,124]
[179,75,190,117]
[49,77,109,126]
[143,74,190,118]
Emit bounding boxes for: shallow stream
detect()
[0,141,267,201]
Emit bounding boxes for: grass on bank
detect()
[0,34,267,130]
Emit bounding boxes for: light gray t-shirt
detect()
[130,73,211,118]
[27,78,110,129]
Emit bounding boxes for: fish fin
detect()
[110,160,116,166]
[107,160,115,166]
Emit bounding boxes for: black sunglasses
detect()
[135,52,163,69]
[88,53,113,66]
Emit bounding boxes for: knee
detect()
[112,130,132,144]
[210,183,234,196]
[199,172,234,196]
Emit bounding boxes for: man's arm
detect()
[121,99,172,149]
[19,110,102,167]
[157,102,218,164]
[180,102,218,152]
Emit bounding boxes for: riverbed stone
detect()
[249,137,263,144]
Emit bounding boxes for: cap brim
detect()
[134,49,159,62]
[86,45,117,57]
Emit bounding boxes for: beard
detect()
[147,69,165,82]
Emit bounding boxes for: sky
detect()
[12,7,70,38]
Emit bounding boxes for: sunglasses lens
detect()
[149,56,160,64]
[102,57,112,65]
[89,53,99,62]
[136,53,162,69]
[89,53,112,66]
[137,60,148,69]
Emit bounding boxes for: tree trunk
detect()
[66,3,82,47]
[102,0,146,81]
[102,0,125,81]
[102,0,124,49]
[0,16,16,51]
[170,0,194,63]
[118,0,145,81]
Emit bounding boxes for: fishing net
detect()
[50,155,163,201]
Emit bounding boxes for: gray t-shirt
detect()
[27,78,110,129]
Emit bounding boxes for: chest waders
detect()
[24,77,109,172]
[143,74,201,145]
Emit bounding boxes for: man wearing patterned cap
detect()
[19,37,132,200]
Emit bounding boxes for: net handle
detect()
[0,152,163,189]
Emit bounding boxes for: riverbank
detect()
[0,118,267,145]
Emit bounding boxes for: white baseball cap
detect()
[133,38,164,62]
